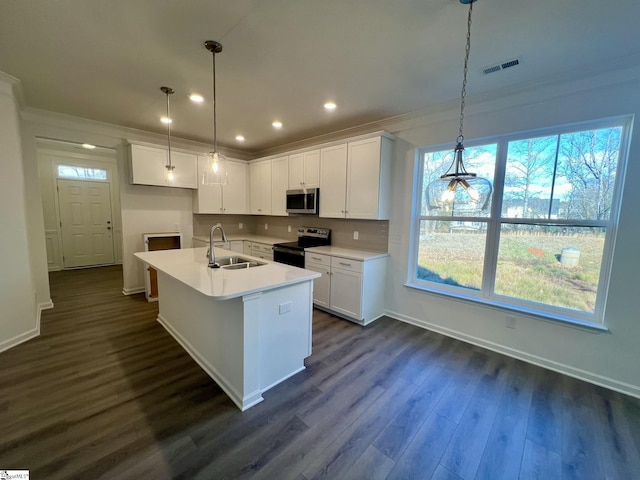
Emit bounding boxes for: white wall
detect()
[0,73,40,352]
[383,67,640,396]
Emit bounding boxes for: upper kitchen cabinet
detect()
[193,156,248,214]
[289,149,320,190]
[271,156,289,216]
[319,134,394,220]
[129,143,198,189]
[249,159,272,215]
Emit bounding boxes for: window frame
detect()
[407,115,632,327]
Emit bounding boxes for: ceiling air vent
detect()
[482,57,520,75]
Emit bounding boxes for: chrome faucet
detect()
[207,223,228,268]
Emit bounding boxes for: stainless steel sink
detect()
[215,256,253,266]
[214,256,267,270]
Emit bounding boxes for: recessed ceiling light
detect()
[272,121,283,129]
[235,135,245,142]
[161,116,172,124]
[189,93,204,103]
[81,143,96,150]
[324,102,337,110]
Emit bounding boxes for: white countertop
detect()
[135,247,319,300]
[305,246,389,261]
[193,234,289,245]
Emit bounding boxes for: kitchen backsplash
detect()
[193,214,389,252]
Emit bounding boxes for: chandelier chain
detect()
[458,0,473,144]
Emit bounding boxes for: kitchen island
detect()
[134,247,320,411]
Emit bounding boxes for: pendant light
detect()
[426,0,492,214]
[161,86,176,184]
[202,40,228,185]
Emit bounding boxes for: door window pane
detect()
[495,224,606,313]
[417,220,487,291]
[57,165,107,180]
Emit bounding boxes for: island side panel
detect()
[257,280,313,392]
[155,271,258,410]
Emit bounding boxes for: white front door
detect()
[58,179,114,268]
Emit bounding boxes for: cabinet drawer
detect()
[306,252,330,267]
[331,256,363,273]
[252,243,273,253]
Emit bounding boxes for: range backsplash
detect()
[193,214,389,252]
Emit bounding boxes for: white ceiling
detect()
[1,0,639,154]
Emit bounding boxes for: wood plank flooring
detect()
[1,265,640,479]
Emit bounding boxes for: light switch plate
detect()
[353,231,359,240]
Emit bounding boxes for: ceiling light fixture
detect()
[161,86,176,184]
[324,102,336,111]
[272,121,283,129]
[202,40,228,185]
[81,143,96,150]
[235,135,245,142]
[426,0,492,214]
[189,93,204,103]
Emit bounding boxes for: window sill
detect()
[404,281,610,333]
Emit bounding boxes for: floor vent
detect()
[482,57,520,75]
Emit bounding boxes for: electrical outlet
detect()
[288,225,291,233]
[264,223,268,230]
[505,316,517,329]
[239,222,243,230]
[353,231,359,240]
[279,301,292,314]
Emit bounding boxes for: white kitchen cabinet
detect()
[304,253,331,309]
[319,135,393,220]
[229,240,244,253]
[305,251,387,325]
[319,144,348,218]
[249,160,272,215]
[251,242,274,261]
[271,156,289,216]
[193,157,248,214]
[243,241,252,255]
[289,149,320,189]
[129,143,198,189]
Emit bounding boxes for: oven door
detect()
[273,245,305,268]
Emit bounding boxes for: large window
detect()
[410,117,630,325]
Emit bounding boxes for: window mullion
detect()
[482,139,508,299]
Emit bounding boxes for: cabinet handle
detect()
[338,262,352,267]
[311,256,322,261]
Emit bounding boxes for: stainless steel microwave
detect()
[286,188,319,214]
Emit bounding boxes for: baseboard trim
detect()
[385,309,640,399]
[156,314,263,411]
[122,286,145,296]
[0,327,40,354]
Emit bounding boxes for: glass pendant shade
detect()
[426,143,492,215]
[202,150,228,185]
[202,40,228,186]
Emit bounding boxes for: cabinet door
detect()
[330,266,363,320]
[130,144,168,186]
[229,240,244,253]
[302,150,320,188]
[346,137,381,219]
[194,155,223,213]
[319,144,348,218]
[250,160,272,215]
[288,153,304,189]
[305,261,330,308]
[243,241,252,255]
[169,151,198,188]
[222,160,248,214]
[271,156,289,216]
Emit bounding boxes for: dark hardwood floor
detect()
[1,265,640,479]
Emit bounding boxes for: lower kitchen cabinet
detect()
[251,242,274,261]
[143,232,182,302]
[305,251,387,325]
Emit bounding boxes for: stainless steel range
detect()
[273,227,331,268]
